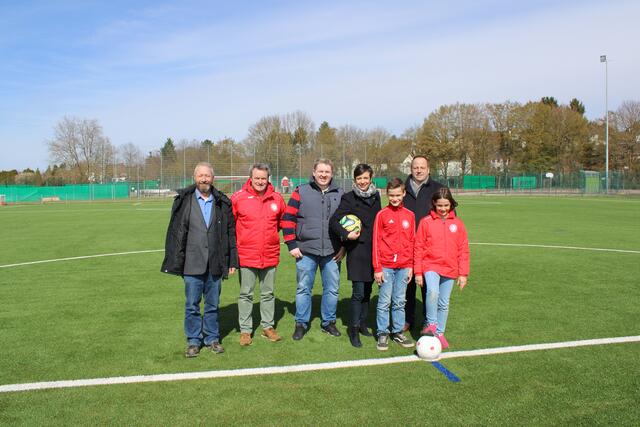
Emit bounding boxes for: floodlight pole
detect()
[600,55,609,193]
[159,150,163,195]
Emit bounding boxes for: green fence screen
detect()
[463,175,496,190]
[511,176,537,190]
[0,184,130,203]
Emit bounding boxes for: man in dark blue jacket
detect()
[161,162,238,358]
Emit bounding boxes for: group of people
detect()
[161,156,470,358]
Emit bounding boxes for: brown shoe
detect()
[239,333,252,346]
[209,342,225,354]
[185,345,200,358]
[261,328,282,342]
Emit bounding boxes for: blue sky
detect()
[1,0,638,171]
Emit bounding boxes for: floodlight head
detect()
[600,55,607,63]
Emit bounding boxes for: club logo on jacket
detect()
[270,203,278,212]
[449,224,458,233]
[402,220,410,230]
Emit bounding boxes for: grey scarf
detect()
[352,182,378,199]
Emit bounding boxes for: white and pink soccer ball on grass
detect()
[416,336,442,360]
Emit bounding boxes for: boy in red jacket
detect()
[372,178,415,351]
[414,187,470,350]
[231,163,286,346]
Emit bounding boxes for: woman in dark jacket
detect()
[330,164,381,347]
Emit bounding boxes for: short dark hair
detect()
[353,163,373,180]
[386,177,405,192]
[431,186,458,210]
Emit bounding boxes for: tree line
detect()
[1,97,639,186]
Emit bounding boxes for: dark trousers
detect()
[350,281,373,327]
[404,277,427,328]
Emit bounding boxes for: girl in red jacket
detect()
[414,187,469,349]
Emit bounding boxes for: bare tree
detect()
[486,101,521,173]
[282,111,316,179]
[417,105,459,178]
[119,142,143,182]
[612,100,640,173]
[282,111,316,153]
[48,116,111,182]
[247,115,282,174]
[613,100,640,133]
[364,127,391,175]
[337,125,366,179]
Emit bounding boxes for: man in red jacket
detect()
[231,163,286,346]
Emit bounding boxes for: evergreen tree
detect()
[570,98,586,115]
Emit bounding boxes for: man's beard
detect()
[197,182,211,193]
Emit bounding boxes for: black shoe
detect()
[359,325,373,337]
[292,323,306,341]
[209,342,225,354]
[391,333,415,348]
[348,326,362,347]
[185,345,200,358]
[321,321,341,337]
[377,334,389,351]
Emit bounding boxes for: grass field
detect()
[1,195,639,425]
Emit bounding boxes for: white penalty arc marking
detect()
[471,242,640,254]
[2,242,638,269]
[1,335,638,394]
[0,250,164,268]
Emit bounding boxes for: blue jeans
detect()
[184,272,222,346]
[294,254,340,328]
[424,271,455,335]
[376,268,410,335]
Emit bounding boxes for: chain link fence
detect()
[2,160,639,203]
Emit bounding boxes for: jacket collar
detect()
[404,175,431,198]
[180,184,230,205]
[309,177,339,193]
[429,209,457,220]
[241,178,275,198]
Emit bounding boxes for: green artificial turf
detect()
[0,195,638,425]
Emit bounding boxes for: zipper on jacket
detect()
[321,192,325,254]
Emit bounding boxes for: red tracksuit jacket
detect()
[372,204,415,273]
[414,210,470,279]
[231,179,286,269]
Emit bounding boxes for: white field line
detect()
[0,250,164,268]
[0,208,168,214]
[2,242,639,269]
[1,335,638,394]
[471,242,640,254]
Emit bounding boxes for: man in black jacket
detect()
[403,156,444,333]
[161,162,238,358]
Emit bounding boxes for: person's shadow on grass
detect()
[217,296,294,341]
